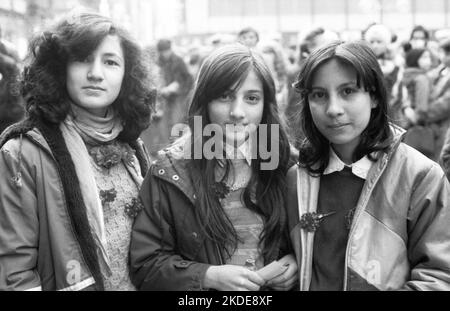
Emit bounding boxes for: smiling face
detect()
[207,69,264,146]
[308,58,377,163]
[66,35,125,117]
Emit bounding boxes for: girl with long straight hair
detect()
[130,44,298,291]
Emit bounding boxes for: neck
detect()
[331,145,354,165]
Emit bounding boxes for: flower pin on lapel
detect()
[299,211,336,232]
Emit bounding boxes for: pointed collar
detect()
[323,147,374,180]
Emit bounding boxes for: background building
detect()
[2,0,450,57]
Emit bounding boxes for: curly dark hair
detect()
[21,11,156,142]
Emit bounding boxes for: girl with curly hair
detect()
[287,41,450,291]
[0,11,156,291]
[130,44,298,291]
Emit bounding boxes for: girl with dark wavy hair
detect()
[0,11,156,290]
[130,44,298,291]
[286,41,450,291]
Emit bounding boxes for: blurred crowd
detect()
[3,22,450,163]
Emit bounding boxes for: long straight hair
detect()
[186,44,291,260]
[293,41,393,175]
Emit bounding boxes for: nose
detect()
[229,99,245,120]
[87,59,104,82]
[326,93,344,118]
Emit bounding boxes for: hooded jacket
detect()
[0,120,149,291]
[286,127,450,291]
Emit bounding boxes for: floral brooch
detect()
[100,188,117,205]
[299,211,336,232]
[124,198,144,218]
[211,181,231,200]
[89,142,135,169]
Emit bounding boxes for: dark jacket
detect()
[158,52,193,100]
[129,146,291,291]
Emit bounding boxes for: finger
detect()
[240,278,260,291]
[247,271,265,286]
[269,277,296,291]
[277,254,295,265]
[266,272,287,285]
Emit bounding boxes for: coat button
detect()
[192,232,198,239]
[158,169,165,175]
[172,175,180,181]
[193,194,197,200]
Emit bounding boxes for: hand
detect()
[204,265,265,291]
[266,254,298,291]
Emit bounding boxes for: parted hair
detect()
[21,11,156,142]
[293,40,393,175]
[187,44,291,261]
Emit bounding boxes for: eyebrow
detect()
[310,81,358,89]
[103,53,124,61]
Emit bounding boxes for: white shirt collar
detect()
[323,147,373,180]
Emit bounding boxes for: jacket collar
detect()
[151,147,197,206]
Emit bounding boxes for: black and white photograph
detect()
[0,0,449,298]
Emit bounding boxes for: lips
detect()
[83,86,106,91]
[328,123,349,129]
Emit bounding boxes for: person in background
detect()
[402,48,432,125]
[416,38,450,161]
[130,44,298,291]
[237,27,260,49]
[0,11,156,291]
[408,25,440,68]
[364,24,403,124]
[410,25,430,50]
[287,40,450,291]
[259,40,289,118]
[156,38,194,137]
[0,25,24,134]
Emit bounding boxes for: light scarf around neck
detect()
[69,104,124,145]
[59,104,125,275]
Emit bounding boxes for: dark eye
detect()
[309,91,326,100]
[218,93,232,102]
[343,88,355,96]
[105,60,119,66]
[246,95,261,103]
